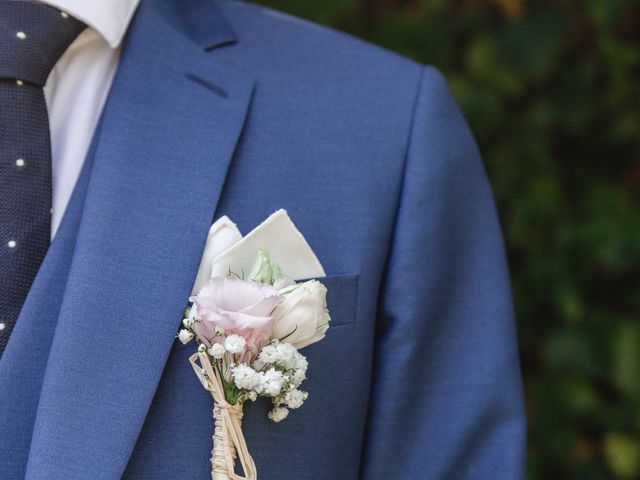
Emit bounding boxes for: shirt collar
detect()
[41,0,141,48]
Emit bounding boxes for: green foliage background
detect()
[254,0,640,478]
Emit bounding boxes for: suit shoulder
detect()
[216,0,425,93]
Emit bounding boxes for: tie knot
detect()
[0,1,85,86]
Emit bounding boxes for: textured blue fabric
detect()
[0,0,525,478]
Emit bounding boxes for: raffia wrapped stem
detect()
[189,352,257,480]
[212,403,243,480]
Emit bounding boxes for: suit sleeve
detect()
[360,66,526,479]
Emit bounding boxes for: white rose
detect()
[271,280,330,350]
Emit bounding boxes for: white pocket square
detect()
[192,209,325,294]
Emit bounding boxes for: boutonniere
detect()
[178,210,330,480]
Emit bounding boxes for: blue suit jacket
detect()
[0,0,526,478]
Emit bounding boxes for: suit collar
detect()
[25,1,254,477]
[153,0,238,50]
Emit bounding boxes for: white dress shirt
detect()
[40,0,141,237]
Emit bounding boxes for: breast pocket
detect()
[316,274,359,326]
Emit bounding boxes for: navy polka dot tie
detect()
[0,1,85,356]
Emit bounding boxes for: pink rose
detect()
[190,277,283,352]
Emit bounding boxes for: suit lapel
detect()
[26,1,255,477]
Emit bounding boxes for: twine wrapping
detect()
[189,352,258,480]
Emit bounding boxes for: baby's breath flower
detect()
[268,406,289,423]
[258,368,284,396]
[274,343,298,369]
[224,334,246,354]
[232,364,260,390]
[292,352,308,372]
[178,329,194,344]
[292,369,306,386]
[258,344,278,364]
[284,389,308,409]
[208,343,226,359]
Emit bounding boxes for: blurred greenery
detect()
[254,0,640,477]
